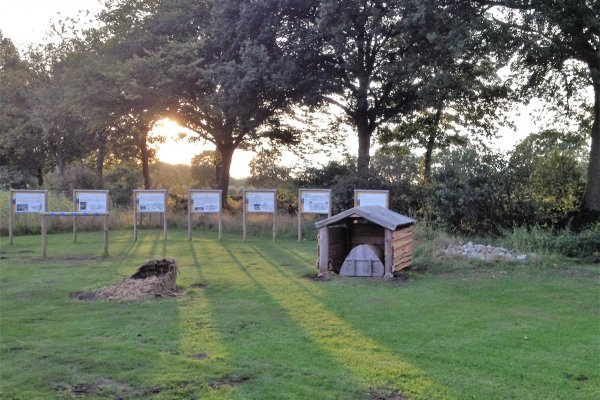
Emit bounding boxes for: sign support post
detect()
[8,190,13,245]
[133,192,138,241]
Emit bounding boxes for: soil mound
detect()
[72,258,179,302]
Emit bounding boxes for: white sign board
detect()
[246,192,275,213]
[14,192,46,213]
[356,192,388,208]
[192,192,220,213]
[77,192,108,212]
[301,192,330,214]
[137,193,165,213]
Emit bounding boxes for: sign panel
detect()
[356,191,388,208]
[246,191,275,213]
[14,192,46,213]
[191,192,220,213]
[300,191,330,214]
[137,192,165,213]
[77,192,108,212]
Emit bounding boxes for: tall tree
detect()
[155,0,311,204]
[307,0,495,177]
[0,32,47,187]
[378,1,511,183]
[479,0,600,211]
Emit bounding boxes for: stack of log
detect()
[392,227,413,271]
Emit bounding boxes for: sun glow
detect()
[150,118,253,179]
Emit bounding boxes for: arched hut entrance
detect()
[315,206,415,278]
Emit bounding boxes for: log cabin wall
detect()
[392,226,413,271]
[351,222,384,252]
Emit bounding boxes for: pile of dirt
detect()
[72,258,179,302]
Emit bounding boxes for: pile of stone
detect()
[438,242,529,262]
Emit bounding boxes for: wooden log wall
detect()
[392,226,413,271]
[351,222,384,250]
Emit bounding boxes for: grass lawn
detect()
[0,229,598,399]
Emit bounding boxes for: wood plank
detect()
[384,229,393,276]
[318,227,329,274]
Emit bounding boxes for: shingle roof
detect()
[314,206,415,231]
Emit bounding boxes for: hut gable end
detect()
[315,206,415,231]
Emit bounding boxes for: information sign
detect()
[14,192,46,213]
[355,190,389,208]
[192,192,220,213]
[246,192,275,213]
[138,193,166,213]
[76,192,108,212]
[300,191,330,214]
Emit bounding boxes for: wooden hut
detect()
[315,206,415,277]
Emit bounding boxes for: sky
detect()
[0,0,557,179]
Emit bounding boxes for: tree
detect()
[191,150,220,188]
[96,0,312,204]
[479,0,600,211]
[378,2,512,183]
[308,0,497,178]
[0,32,47,187]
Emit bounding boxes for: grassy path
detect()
[0,229,598,399]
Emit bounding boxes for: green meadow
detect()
[0,229,598,399]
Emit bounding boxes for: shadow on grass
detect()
[184,239,369,398]
[208,240,451,399]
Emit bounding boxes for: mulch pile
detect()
[71,258,179,302]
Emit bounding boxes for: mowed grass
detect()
[0,229,598,399]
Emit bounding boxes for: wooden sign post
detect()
[133,190,168,241]
[243,189,277,242]
[354,189,389,209]
[73,190,109,243]
[188,189,223,240]
[41,212,109,258]
[8,189,48,245]
[298,189,332,241]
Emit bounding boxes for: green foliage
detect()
[190,150,220,188]
[103,163,142,206]
[47,163,103,193]
[427,147,507,234]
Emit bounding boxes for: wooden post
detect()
[41,214,47,258]
[72,191,77,243]
[133,192,137,241]
[163,191,168,240]
[218,198,223,241]
[188,190,192,241]
[8,190,14,245]
[242,191,247,241]
[103,214,109,257]
[318,227,329,275]
[298,206,302,242]
[273,206,277,242]
[384,229,393,278]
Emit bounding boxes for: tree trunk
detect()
[423,105,444,183]
[37,168,44,187]
[216,143,235,208]
[582,78,600,211]
[356,113,372,180]
[140,130,151,189]
[96,132,106,182]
